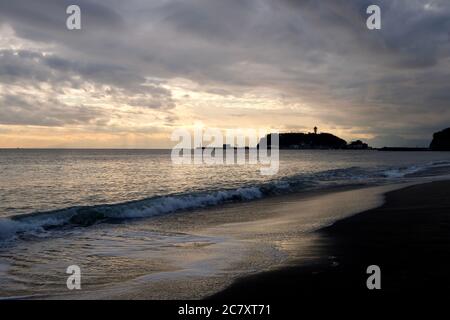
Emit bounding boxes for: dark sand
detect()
[210,180,450,300]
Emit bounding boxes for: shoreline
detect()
[1,178,448,299]
[47,183,403,300]
[111,182,409,299]
[209,180,450,299]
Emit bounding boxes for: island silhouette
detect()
[256,127,450,151]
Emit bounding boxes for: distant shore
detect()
[210,180,450,300]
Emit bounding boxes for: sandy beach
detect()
[38,183,402,299]
[3,2,450,313]
[8,178,445,300]
[2,162,450,300]
[74,182,421,299]
[210,180,450,300]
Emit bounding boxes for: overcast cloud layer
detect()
[0,0,449,147]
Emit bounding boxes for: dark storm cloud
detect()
[0,0,449,146]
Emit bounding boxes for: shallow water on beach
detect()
[0,183,401,299]
[1,149,450,298]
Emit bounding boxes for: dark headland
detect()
[258,132,367,150]
[209,181,450,300]
[257,126,450,151]
[430,127,450,151]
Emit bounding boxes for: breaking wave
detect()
[1,160,449,243]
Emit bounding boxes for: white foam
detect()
[0,187,265,242]
[383,166,420,178]
[382,161,450,178]
[3,160,450,244]
[109,187,264,219]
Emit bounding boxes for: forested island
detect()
[258,132,368,150]
[257,127,450,151]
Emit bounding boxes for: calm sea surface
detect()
[1,149,450,218]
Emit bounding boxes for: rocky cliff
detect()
[430,128,450,151]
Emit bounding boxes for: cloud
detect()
[0,47,175,128]
[0,0,449,147]
[0,93,105,126]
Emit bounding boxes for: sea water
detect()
[1,149,450,298]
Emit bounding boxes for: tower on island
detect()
[314,126,318,134]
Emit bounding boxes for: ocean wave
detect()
[0,187,266,242]
[0,161,448,243]
[382,166,421,178]
[382,160,450,178]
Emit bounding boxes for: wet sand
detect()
[6,180,443,300]
[210,180,450,300]
[98,184,405,299]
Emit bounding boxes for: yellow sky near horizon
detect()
[0,76,372,148]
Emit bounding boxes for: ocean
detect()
[1,149,450,298]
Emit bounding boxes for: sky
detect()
[0,0,449,148]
